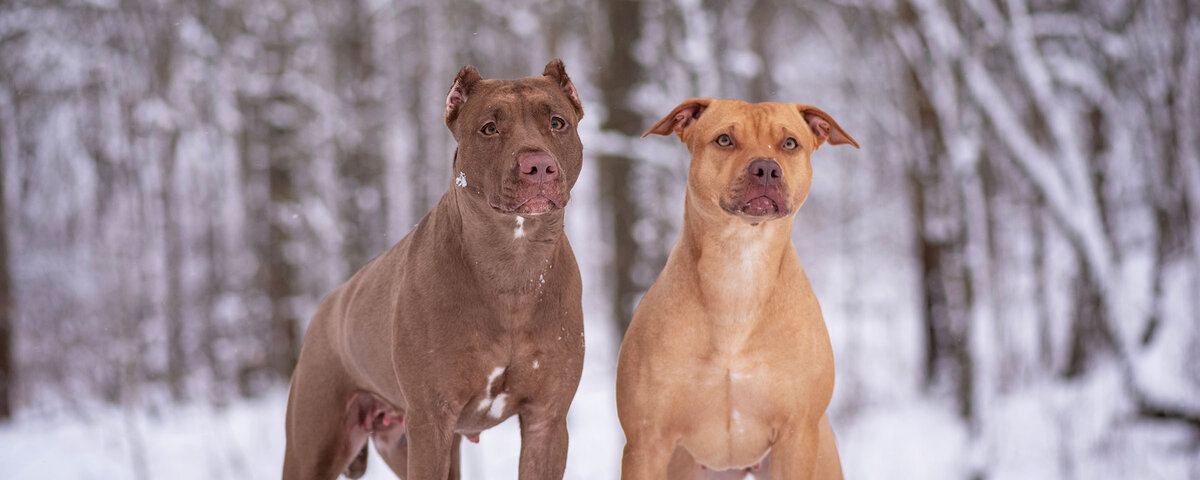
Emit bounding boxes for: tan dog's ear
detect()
[642,98,713,140]
[797,104,859,149]
[445,65,483,127]
[543,58,583,118]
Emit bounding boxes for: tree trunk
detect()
[335,0,387,274]
[0,91,13,419]
[237,13,304,390]
[162,131,186,402]
[597,0,644,336]
[902,57,975,420]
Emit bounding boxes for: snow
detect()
[839,400,970,480]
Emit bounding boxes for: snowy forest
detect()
[1,0,1199,478]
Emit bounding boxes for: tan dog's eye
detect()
[550,116,567,130]
[481,122,498,136]
[783,137,798,150]
[715,134,733,147]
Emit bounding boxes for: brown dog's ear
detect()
[797,104,859,149]
[543,58,583,118]
[642,98,713,140]
[445,65,483,127]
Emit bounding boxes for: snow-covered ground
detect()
[4,362,1196,479]
[0,317,623,480]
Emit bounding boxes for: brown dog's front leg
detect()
[403,409,459,480]
[517,413,569,480]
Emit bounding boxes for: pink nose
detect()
[518,152,559,184]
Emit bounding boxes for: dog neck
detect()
[441,186,565,302]
[677,194,798,325]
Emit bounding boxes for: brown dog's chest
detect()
[451,311,584,434]
[413,280,583,432]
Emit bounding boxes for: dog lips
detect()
[744,196,777,216]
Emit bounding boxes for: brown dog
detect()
[616,98,858,479]
[282,59,586,480]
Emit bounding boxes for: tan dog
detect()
[616,98,858,479]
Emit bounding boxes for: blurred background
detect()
[1,0,1198,478]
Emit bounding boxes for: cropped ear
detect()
[445,65,483,127]
[797,104,859,149]
[642,98,713,140]
[543,58,583,118]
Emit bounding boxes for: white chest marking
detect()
[455,171,467,187]
[477,366,507,415]
[488,394,508,419]
[533,360,540,369]
[514,216,526,239]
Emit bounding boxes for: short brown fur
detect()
[283,59,586,480]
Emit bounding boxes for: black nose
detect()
[748,159,782,186]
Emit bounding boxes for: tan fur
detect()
[617,99,857,479]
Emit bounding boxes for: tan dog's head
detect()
[644,98,857,224]
[445,59,584,216]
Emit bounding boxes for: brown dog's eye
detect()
[481,122,498,136]
[715,134,733,147]
[783,137,798,150]
[550,116,567,130]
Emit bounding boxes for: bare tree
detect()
[871,0,1200,426]
[596,0,645,334]
[332,0,388,274]
[0,86,12,419]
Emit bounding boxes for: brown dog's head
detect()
[444,59,584,216]
[644,98,857,224]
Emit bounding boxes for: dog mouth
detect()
[742,195,779,217]
[512,193,559,214]
[490,191,565,215]
[721,186,789,221]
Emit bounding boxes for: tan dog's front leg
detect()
[516,412,569,480]
[621,433,676,480]
[768,421,825,480]
[403,409,459,480]
[814,414,843,479]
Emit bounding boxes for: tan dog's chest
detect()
[652,299,833,470]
